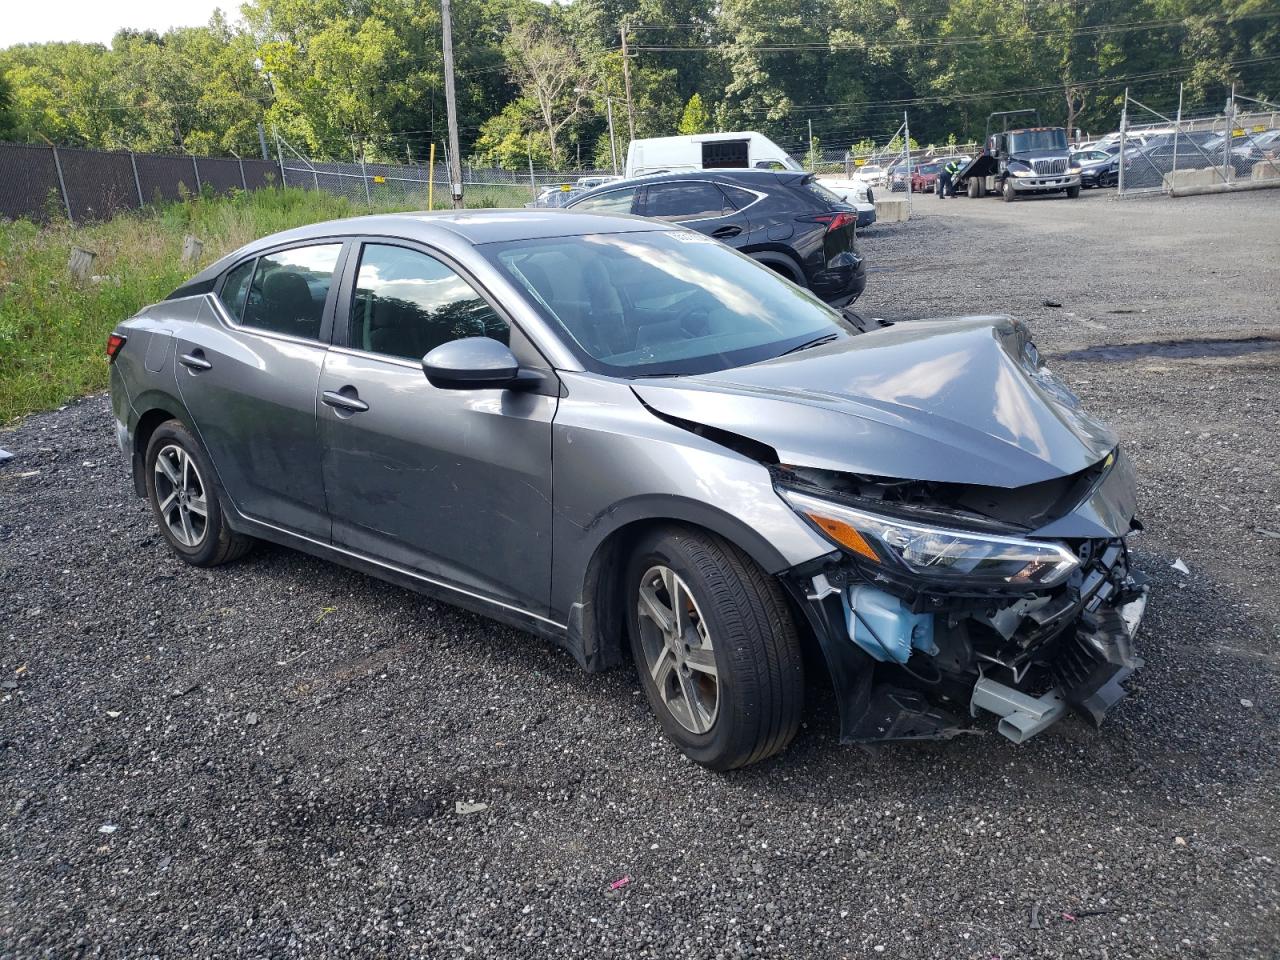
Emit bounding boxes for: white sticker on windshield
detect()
[668,230,715,243]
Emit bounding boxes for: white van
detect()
[625,132,803,180]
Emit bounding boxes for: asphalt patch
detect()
[1055,336,1280,362]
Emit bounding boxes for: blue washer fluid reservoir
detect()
[844,584,939,664]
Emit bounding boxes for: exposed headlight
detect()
[1007,162,1033,177]
[1069,165,1082,173]
[781,489,1080,589]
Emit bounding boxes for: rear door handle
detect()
[179,351,212,371]
[711,225,743,239]
[322,389,369,414]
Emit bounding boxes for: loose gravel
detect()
[2,190,1278,959]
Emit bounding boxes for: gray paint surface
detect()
[109,210,1136,658]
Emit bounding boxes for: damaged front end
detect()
[631,314,1149,745]
[776,452,1147,745]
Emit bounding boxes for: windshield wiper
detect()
[778,332,840,357]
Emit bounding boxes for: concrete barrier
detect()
[1162,166,1233,192]
[1251,160,1280,181]
[874,198,910,223]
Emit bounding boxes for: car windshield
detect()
[485,230,852,377]
[1009,129,1068,152]
[920,163,941,174]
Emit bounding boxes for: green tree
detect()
[678,93,710,134]
[0,70,15,139]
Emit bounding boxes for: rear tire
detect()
[144,420,253,567]
[968,177,982,199]
[626,527,804,771]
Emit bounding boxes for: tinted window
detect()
[801,178,844,204]
[241,244,341,340]
[722,185,758,209]
[571,187,638,214]
[351,244,508,362]
[487,230,853,377]
[645,181,732,221]
[219,259,255,321]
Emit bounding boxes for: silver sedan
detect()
[108,210,1147,769]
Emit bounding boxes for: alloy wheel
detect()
[153,444,209,548]
[636,565,719,734]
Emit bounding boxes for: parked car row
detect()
[1069,128,1280,188]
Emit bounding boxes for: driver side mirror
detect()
[422,337,521,390]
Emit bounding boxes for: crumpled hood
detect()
[632,315,1117,488]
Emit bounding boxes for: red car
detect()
[910,161,943,193]
[911,155,972,193]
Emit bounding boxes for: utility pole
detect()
[440,0,465,208]
[620,21,636,143]
[606,96,619,175]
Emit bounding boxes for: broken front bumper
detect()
[784,544,1148,746]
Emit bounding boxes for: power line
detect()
[632,10,1280,52]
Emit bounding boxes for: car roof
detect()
[569,167,808,203]
[175,210,676,294]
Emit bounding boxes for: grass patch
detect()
[0,185,528,423]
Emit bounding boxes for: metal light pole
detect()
[606,96,619,175]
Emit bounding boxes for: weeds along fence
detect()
[0,143,280,223]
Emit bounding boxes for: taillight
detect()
[809,211,858,233]
[106,333,127,362]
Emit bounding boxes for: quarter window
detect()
[350,244,508,362]
[644,181,732,221]
[571,187,638,214]
[218,259,255,321]
[241,244,342,340]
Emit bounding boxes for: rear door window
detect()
[643,181,733,221]
[571,187,638,214]
[241,244,343,341]
[218,259,255,321]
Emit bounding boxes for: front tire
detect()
[1002,179,1017,202]
[626,527,803,771]
[144,419,253,567]
[1066,185,1081,198]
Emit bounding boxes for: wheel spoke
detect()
[684,645,717,678]
[637,582,674,636]
[179,507,196,545]
[158,490,178,514]
[675,668,711,733]
[180,451,192,493]
[662,567,688,637]
[186,494,208,518]
[156,454,180,486]
[650,646,675,689]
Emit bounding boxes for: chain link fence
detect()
[0,143,280,223]
[1117,87,1280,196]
[275,134,613,211]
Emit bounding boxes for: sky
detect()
[3,0,234,47]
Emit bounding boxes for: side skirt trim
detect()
[226,508,568,635]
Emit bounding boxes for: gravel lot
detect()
[2,190,1279,959]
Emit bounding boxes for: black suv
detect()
[566,170,866,306]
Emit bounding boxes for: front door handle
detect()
[711,225,743,239]
[321,389,369,414]
[179,351,212,371]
